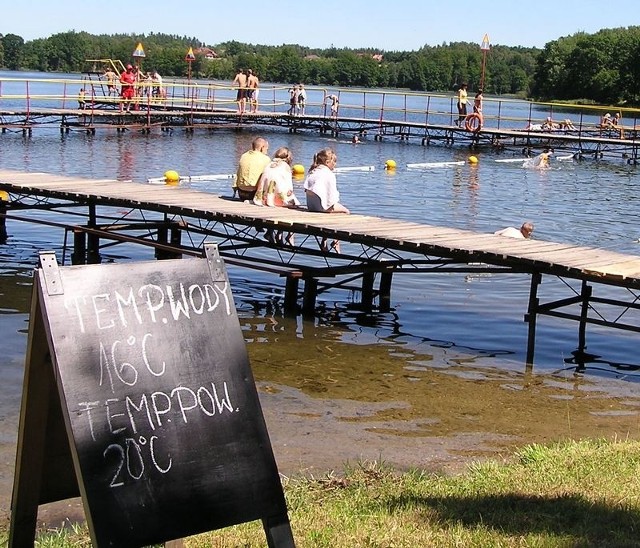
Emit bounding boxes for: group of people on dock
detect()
[100,64,165,112]
[232,68,260,114]
[456,83,484,131]
[287,84,308,116]
[233,136,349,250]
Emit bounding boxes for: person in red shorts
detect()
[119,64,136,112]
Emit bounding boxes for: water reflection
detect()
[564,350,640,379]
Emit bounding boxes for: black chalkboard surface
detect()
[10,245,294,547]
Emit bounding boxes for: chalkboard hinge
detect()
[204,243,226,281]
[39,251,64,295]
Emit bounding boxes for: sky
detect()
[2,0,639,51]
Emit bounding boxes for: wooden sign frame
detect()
[10,244,294,547]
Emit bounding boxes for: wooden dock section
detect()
[2,168,640,364]
[2,105,640,161]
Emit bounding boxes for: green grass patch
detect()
[2,439,639,547]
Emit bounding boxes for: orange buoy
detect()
[464,113,482,132]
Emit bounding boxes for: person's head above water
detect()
[520,222,534,238]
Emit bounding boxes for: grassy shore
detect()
[2,439,639,547]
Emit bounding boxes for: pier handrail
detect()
[2,75,640,135]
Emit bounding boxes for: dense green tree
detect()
[5,27,640,106]
[267,47,305,85]
[2,33,25,70]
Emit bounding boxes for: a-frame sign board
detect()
[10,244,295,547]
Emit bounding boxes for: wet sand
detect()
[1,340,639,529]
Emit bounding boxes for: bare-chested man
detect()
[232,69,248,114]
[246,69,259,113]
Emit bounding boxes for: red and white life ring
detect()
[464,113,482,132]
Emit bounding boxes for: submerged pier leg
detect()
[283,275,300,315]
[155,221,183,260]
[0,194,7,243]
[525,272,542,366]
[169,223,183,259]
[577,281,592,355]
[302,278,318,317]
[71,228,86,265]
[86,204,101,264]
[361,272,375,311]
[155,225,169,260]
[378,270,394,312]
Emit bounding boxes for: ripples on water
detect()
[1,122,640,384]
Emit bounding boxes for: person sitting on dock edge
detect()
[234,137,271,201]
[253,146,300,244]
[494,221,534,239]
[304,148,350,252]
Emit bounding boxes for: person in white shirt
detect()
[494,222,534,239]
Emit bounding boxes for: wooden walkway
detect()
[2,105,640,161]
[2,168,640,364]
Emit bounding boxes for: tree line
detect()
[0,26,639,105]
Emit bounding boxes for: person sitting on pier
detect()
[234,137,271,201]
[253,147,299,208]
[304,148,350,252]
[600,112,614,127]
[494,221,534,239]
[542,117,561,131]
[524,121,544,131]
[253,147,300,244]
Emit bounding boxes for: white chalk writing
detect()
[64,281,231,334]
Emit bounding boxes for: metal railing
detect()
[1,75,640,134]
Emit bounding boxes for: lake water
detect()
[1,73,640,484]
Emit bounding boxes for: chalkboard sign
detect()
[10,245,294,547]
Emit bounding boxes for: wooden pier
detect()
[2,75,640,160]
[2,168,640,365]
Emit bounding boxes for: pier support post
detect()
[0,194,7,243]
[169,224,183,259]
[155,225,169,260]
[71,229,86,265]
[155,222,183,260]
[577,280,592,355]
[302,278,318,317]
[361,272,375,311]
[378,270,394,312]
[86,204,100,264]
[525,272,542,366]
[283,276,300,315]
